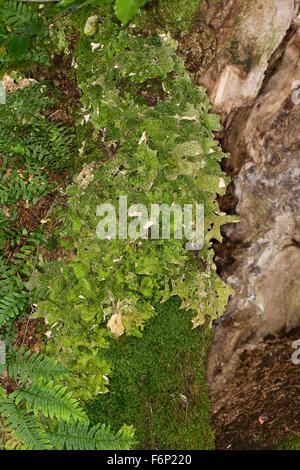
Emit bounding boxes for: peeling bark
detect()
[201,0,295,116]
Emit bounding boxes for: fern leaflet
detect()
[6,348,68,382]
[11,380,88,423]
[48,420,135,450]
[0,292,27,328]
[0,398,50,450]
[0,0,37,31]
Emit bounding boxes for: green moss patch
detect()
[86,297,214,450]
[136,0,203,34]
[274,435,300,451]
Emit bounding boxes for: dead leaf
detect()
[75,161,98,189]
[91,42,100,52]
[138,131,147,145]
[258,415,268,424]
[107,313,124,336]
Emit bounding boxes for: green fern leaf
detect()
[0,398,50,450]
[0,291,27,328]
[0,0,37,31]
[11,380,88,423]
[49,420,135,450]
[7,348,68,382]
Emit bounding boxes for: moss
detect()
[86,297,214,450]
[274,435,300,450]
[135,0,203,34]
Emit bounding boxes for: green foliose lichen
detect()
[33,5,236,400]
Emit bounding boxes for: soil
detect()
[0,51,80,397]
[0,317,46,395]
[211,328,300,449]
[28,45,82,127]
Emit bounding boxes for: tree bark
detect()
[195,0,300,401]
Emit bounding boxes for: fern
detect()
[1,344,134,449]
[11,380,88,423]
[0,0,37,32]
[0,0,50,65]
[0,81,74,332]
[6,348,68,382]
[0,292,27,328]
[0,82,50,122]
[0,84,75,173]
[0,256,24,291]
[48,421,135,450]
[0,396,134,450]
[0,398,50,450]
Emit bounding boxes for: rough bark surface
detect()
[196,0,300,399]
[201,0,295,115]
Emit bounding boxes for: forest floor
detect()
[1,42,214,449]
[0,51,78,398]
[1,7,298,450]
[211,327,300,450]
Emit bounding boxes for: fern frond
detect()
[11,380,88,423]
[48,420,135,450]
[7,348,68,382]
[0,292,27,328]
[0,0,37,31]
[0,398,50,450]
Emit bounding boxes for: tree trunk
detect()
[195,0,300,402]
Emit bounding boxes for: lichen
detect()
[84,15,98,36]
[226,38,259,75]
[32,5,235,448]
